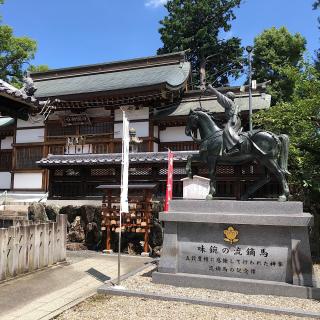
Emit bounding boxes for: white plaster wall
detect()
[153,125,158,139]
[160,126,192,142]
[0,136,13,150]
[153,143,158,152]
[13,173,43,189]
[114,107,149,121]
[17,117,44,128]
[114,121,149,138]
[16,128,45,143]
[65,144,91,154]
[0,172,11,189]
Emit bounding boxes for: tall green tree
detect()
[158,0,243,88]
[254,63,320,255]
[312,1,320,71]
[255,64,320,193]
[252,27,306,105]
[0,25,37,84]
[0,1,48,86]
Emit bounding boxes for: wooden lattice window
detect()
[129,167,152,176]
[159,168,167,175]
[216,165,235,176]
[0,151,12,170]
[92,143,109,154]
[49,145,65,155]
[80,122,113,135]
[15,147,43,169]
[54,169,64,176]
[91,168,115,176]
[47,122,76,137]
[65,169,81,176]
[173,167,186,175]
[198,167,208,175]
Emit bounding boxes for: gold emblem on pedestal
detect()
[224,226,239,244]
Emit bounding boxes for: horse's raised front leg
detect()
[186,154,201,179]
[206,156,217,200]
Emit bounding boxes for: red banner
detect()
[164,150,174,212]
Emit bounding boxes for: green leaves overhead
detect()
[0,25,37,85]
[158,0,243,87]
[254,64,320,198]
[252,27,306,105]
[0,1,49,86]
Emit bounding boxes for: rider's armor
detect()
[207,85,243,155]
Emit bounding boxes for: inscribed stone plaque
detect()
[177,223,290,283]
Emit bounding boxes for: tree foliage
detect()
[252,27,306,105]
[158,0,243,87]
[0,25,37,84]
[0,1,48,86]
[313,0,320,10]
[28,64,49,73]
[312,1,320,71]
[254,63,320,199]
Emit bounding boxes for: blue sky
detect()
[1,0,319,77]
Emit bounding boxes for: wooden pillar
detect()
[106,189,112,251]
[143,189,152,253]
[148,119,154,152]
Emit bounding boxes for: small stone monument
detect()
[181,175,210,200]
[153,200,320,299]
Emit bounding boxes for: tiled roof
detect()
[32,52,191,98]
[37,151,197,167]
[0,80,41,109]
[154,91,271,118]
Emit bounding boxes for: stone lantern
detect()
[129,128,142,153]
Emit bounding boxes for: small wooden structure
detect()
[97,184,156,254]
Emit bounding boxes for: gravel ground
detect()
[56,294,315,320]
[56,263,320,320]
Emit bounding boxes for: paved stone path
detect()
[0,251,151,320]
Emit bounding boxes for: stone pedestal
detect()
[152,200,320,299]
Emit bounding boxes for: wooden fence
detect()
[0,214,67,281]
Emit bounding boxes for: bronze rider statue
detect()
[207,85,243,155]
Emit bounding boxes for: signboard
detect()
[61,114,91,127]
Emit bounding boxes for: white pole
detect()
[246,46,254,132]
[117,109,129,286]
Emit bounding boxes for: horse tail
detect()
[278,134,290,175]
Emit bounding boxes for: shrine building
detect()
[0,51,275,201]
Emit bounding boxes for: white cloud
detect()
[145,0,168,8]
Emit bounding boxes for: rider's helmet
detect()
[226,91,236,101]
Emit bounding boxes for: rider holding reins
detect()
[207,85,243,155]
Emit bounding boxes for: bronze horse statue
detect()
[185,108,290,201]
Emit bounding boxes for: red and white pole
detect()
[164,149,174,212]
